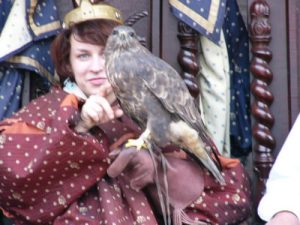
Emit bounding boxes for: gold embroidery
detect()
[169,0,219,33]
[36,121,45,130]
[0,135,6,145]
[6,56,59,84]
[113,184,121,193]
[136,215,146,224]
[12,192,22,201]
[28,0,61,37]
[46,127,52,133]
[79,206,88,214]
[58,196,66,205]
[69,161,80,170]
[194,196,203,204]
[232,193,240,203]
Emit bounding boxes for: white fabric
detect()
[258,114,300,221]
[198,31,230,157]
[63,79,87,101]
[0,0,32,59]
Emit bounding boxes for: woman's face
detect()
[69,34,108,97]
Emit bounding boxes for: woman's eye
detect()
[78,54,89,60]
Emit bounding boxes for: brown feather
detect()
[104,25,225,185]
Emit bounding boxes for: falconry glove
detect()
[107,147,206,225]
[107,147,155,191]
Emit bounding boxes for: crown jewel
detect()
[63,0,123,28]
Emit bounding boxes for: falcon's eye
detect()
[112,30,118,35]
[129,31,135,37]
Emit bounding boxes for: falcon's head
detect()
[105,25,139,52]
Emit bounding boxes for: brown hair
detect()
[51,19,119,85]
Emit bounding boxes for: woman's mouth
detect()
[88,77,107,85]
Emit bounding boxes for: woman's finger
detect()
[107,147,137,178]
[88,95,114,121]
[112,105,123,118]
[98,81,112,97]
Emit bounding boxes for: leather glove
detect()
[108,146,207,225]
[147,156,204,210]
[107,147,204,209]
[107,147,155,191]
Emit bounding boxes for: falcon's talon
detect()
[125,138,148,150]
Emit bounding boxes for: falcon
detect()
[104,25,225,185]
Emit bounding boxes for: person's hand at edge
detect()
[266,211,300,225]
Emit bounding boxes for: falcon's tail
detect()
[183,147,225,185]
[169,121,225,185]
[196,119,223,172]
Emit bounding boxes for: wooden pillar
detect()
[249,0,275,216]
[176,22,200,98]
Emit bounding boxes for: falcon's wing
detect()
[107,43,215,150]
[134,47,220,152]
[135,47,204,132]
[105,49,149,130]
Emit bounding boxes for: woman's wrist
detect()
[74,119,91,133]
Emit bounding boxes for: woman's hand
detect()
[107,147,155,191]
[266,211,300,225]
[75,81,123,133]
[107,146,205,216]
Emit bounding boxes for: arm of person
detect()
[258,114,300,223]
[266,211,300,225]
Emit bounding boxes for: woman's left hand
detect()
[107,147,155,191]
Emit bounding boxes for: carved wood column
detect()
[249,0,275,211]
[176,21,200,98]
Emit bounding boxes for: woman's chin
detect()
[86,86,103,96]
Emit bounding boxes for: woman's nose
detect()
[91,55,105,72]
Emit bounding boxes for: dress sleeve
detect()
[0,89,112,224]
[258,114,300,221]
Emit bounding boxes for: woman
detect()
[0,1,251,224]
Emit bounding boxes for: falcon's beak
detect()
[119,32,126,41]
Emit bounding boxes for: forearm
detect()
[266,211,300,225]
[258,177,300,222]
[258,115,300,221]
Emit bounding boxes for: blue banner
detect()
[169,0,227,45]
[222,0,251,157]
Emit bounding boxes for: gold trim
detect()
[63,0,123,28]
[169,0,219,33]
[28,0,61,37]
[6,56,59,84]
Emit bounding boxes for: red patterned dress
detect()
[0,87,252,225]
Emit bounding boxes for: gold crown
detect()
[63,0,123,28]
